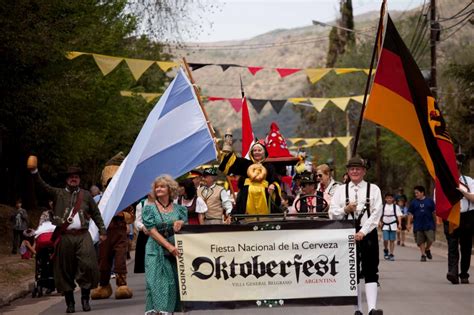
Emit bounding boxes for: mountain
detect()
[169,0,472,143]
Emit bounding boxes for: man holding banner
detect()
[329,156,383,315]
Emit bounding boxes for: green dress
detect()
[143,203,187,314]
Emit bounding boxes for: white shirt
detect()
[329,180,383,236]
[381,203,403,231]
[317,178,339,206]
[135,199,152,232]
[459,175,474,213]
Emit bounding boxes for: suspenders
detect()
[345,182,371,227]
[381,203,398,231]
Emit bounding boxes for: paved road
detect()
[2,242,473,315]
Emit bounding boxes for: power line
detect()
[433,11,473,31]
[439,17,473,41]
[438,2,472,21]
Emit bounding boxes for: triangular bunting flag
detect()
[334,68,360,74]
[321,137,335,145]
[275,68,302,78]
[336,136,352,148]
[309,98,330,112]
[141,92,162,103]
[92,54,123,76]
[125,59,155,81]
[66,51,85,60]
[288,138,305,144]
[207,97,226,102]
[330,97,351,111]
[247,66,264,75]
[350,95,367,104]
[157,61,178,72]
[269,100,287,113]
[248,98,267,113]
[305,68,331,84]
[363,69,373,75]
[188,63,208,71]
[288,98,308,104]
[120,91,133,97]
[304,138,320,146]
[219,64,239,72]
[228,98,243,112]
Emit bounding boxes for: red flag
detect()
[241,97,254,157]
[275,68,301,78]
[228,98,243,112]
[247,66,264,76]
[364,15,462,227]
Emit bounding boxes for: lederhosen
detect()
[345,183,379,284]
[382,204,398,231]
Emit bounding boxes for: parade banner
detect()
[175,220,357,310]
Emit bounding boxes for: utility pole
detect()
[430,0,437,99]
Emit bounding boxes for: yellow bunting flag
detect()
[92,54,123,76]
[156,61,179,72]
[303,138,321,146]
[350,95,368,104]
[321,137,335,145]
[309,98,329,112]
[66,51,85,60]
[305,68,331,84]
[329,97,351,111]
[125,59,155,81]
[334,68,360,74]
[288,98,308,104]
[336,136,352,148]
[288,137,306,144]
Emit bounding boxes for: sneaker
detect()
[460,278,469,284]
[447,273,459,284]
[383,249,389,260]
[389,254,395,261]
[420,255,427,262]
[425,250,432,260]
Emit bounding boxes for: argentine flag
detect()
[90,68,217,239]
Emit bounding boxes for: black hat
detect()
[186,169,203,179]
[300,171,316,184]
[203,167,218,176]
[346,156,367,169]
[64,166,84,176]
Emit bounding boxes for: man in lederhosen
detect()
[329,156,383,315]
[29,160,107,313]
[198,167,233,224]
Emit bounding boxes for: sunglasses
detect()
[316,174,323,178]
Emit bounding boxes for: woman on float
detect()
[315,164,340,209]
[219,133,281,215]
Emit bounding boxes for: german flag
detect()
[364,14,462,227]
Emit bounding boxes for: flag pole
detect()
[182,57,221,160]
[182,57,237,206]
[351,0,386,157]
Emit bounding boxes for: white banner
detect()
[175,221,357,309]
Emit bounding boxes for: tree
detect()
[0,0,204,206]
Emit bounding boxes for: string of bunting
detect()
[66,51,371,84]
[287,136,353,149]
[120,91,367,113]
[205,95,367,113]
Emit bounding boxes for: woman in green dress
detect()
[143,175,187,315]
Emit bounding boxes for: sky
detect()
[190,0,424,42]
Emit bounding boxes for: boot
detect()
[81,288,91,312]
[115,274,133,299]
[91,283,112,299]
[64,291,75,313]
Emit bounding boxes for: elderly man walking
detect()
[29,158,107,313]
[329,156,383,315]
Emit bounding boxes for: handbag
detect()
[50,190,84,259]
